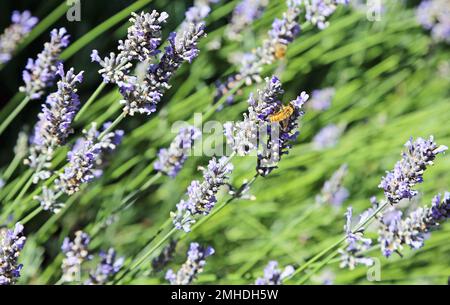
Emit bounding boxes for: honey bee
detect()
[269,103,295,131]
[274,43,287,59]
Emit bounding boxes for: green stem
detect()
[74,82,107,122]
[3,170,32,202]
[2,154,23,183]
[20,206,44,225]
[99,112,126,139]
[2,173,35,220]
[0,96,30,136]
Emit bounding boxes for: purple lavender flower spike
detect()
[25,64,83,183]
[165,242,214,285]
[171,157,234,232]
[416,0,450,43]
[61,231,91,282]
[301,0,350,30]
[0,223,26,285]
[120,22,206,115]
[316,164,349,206]
[378,192,450,257]
[338,207,374,270]
[312,124,343,150]
[255,261,294,285]
[154,126,201,177]
[379,136,447,204]
[20,28,70,99]
[152,240,177,272]
[183,0,218,29]
[55,122,124,196]
[226,0,269,41]
[86,248,124,285]
[0,11,38,64]
[308,87,335,111]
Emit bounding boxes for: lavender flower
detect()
[0,223,26,285]
[255,261,294,285]
[312,124,343,150]
[379,136,447,204]
[61,231,91,282]
[0,179,4,190]
[13,130,29,160]
[154,126,201,177]
[338,207,374,270]
[171,157,234,232]
[307,87,335,111]
[378,192,450,257]
[91,10,168,84]
[416,0,450,43]
[226,0,269,41]
[0,11,38,64]
[316,164,349,206]
[20,28,70,99]
[183,0,218,29]
[56,122,124,195]
[165,242,214,285]
[152,240,177,272]
[25,64,83,183]
[301,0,350,30]
[86,248,124,285]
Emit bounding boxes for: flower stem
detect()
[0,96,30,136]
[74,82,107,122]
[98,112,126,139]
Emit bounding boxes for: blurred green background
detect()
[1,0,449,284]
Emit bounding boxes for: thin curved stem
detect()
[0,96,30,136]
[74,82,107,122]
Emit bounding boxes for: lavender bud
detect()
[61,231,91,283]
[226,0,269,41]
[416,0,450,43]
[378,192,450,257]
[255,261,294,285]
[25,64,83,183]
[154,126,201,177]
[0,223,26,285]
[302,0,350,30]
[307,87,335,111]
[338,207,374,270]
[86,248,124,285]
[55,123,124,196]
[312,124,343,150]
[379,136,447,204]
[165,242,214,285]
[20,28,70,99]
[0,11,38,64]
[316,164,349,206]
[120,23,206,116]
[171,157,234,232]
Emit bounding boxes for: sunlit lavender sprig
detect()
[171,157,234,232]
[307,87,335,111]
[226,0,269,41]
[379,136,447,205]
[61,231,91,283]
[165,242,214,285]
[301,0,350,30]
[338,207,374,270]
[255,261,294,285]
[378,192,450,257]
[56,122,124,195]
[20,28,70,99]
[154,126,201,177]
[0,223,26,285]
[316,164,349,206]
[91,11,168,84]
[123,23,206,116]
[0,11,38,64]
[312,124,343,150]
[86,248,124,285]
[34,123,123,212]
[416,0,450,43]
[183,0,218,30]
[25,64,83,183]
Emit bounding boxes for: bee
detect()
[269,103,295,131]
[274,43,287,59]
